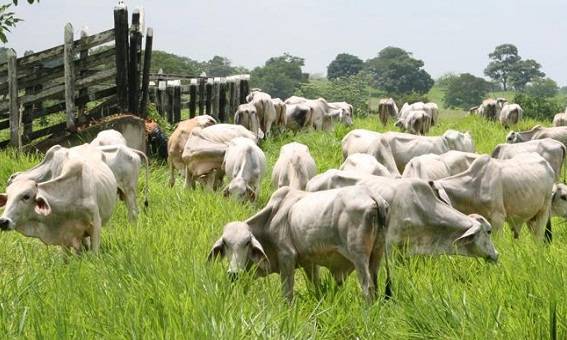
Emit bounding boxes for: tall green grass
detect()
[0,113,565,338]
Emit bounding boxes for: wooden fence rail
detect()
[148,74,250,124]
[0,5,154,150]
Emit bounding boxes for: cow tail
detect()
[132,149,150,208]
[561,143,567,183]
[367,190,391,300]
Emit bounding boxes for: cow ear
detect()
[249,236,268,266]
[207,238,225,261]
[428,181,452,207]
[0,193,7,207]
[455,224,481,244]
[34,195,51,216]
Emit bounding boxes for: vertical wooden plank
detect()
[78,29,89,117]
[189,79,197,118]
[228,79,236,121]
[7,49,20,148]
[240,75,250,104]
[173,84,181,123]
[212,78,220,120]
[205,79,213,116]
[218,79,227,122]
[128,9,142,114]
[114,4,129,113]
[149,82,156,103]
[198,78,206,116]
[158,81,166,117]
[63,23,76,131]
[234,76,241,114]
[166,84,173,123]
[139,27,153,118]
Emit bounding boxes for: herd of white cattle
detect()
[3,88,567,303]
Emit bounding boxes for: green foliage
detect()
[509,59,545,91]
[202,55,249,77]
[250,53,305,99]
[327,53,364,80]
[435,72,459,89]
[151,50,202,75]
[365,46,434,96]
[525,78,559,98]
[295,73,371,115]
[0,0,38,43]
[513,93,563,121]
[397,92,430,107]
[444,73,491,109]
[484,44,545,91]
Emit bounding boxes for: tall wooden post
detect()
[157,80,166,116]
[114,4,129,113]
[212,78,220,120]
[205,79,213,116]
[7,49,20,148]
[219,79,227,122]
[234,77,241,114]
[240,75,250,104]
[78,29,89,117]
[63,23,76,131]
[189,79,197,118]
[198,78,206,116]
[228,79,236,120]
[166,83,173,123]
[128,9,142,114]
[139,27,153,118]
[173,83,181,123]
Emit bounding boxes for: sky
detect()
[6,0,567,85]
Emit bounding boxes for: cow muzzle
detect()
[0,218,13,231]
[485,251,499,264]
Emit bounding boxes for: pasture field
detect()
[0,111,566,339]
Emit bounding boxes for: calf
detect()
[234,103,263,139]
[222,137,266,201]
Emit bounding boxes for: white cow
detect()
[271,98,287,128]
[285,104,312,132]
[90,129,127,147]
[507,125,567,147]
[272,142,317,190]
[377,98,398,126]
[402,151,482,180]
[234,103,263,139]
[553,112,567,127]
[499,103,523,128]
[341,129,382,159]
[246,90,277,137]
[340,153,393,177]
[0,146,117,253]
[395,110,430,135]
[424,102,439,126]
[222,137,266,201]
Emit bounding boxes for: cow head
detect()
[443,130,475,153]
[208,222,269,280]
[0,180,51,231]
[506,131,520,144]
[551,183,567,218]
[454,214,498,263]
[224,177,256,201]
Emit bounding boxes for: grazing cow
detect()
[167,115,217,187]
[424,102,439,126]
[328,101,354,127]
[492,138,566,181]
[9,143,149,222]
[341,129,382,159]
[272,98,287,128]
[478,99,501,120]
[222,137,266,201]
[285,96,342,130]
[284,95,308,105]
[506,125,567,146]
[435,154,555,240]
[285,104,313,132]
[208,185,390,302]
[272,142,317,190]
[340,153,393,177]
[0,147,117,253]
[499,103,523,128]
[402,151,482,180]
[395,110,431,135]
[377,98,398,126]
[369,130,475,176]
[551,183,567,219]
[234,103,263,139]
[91,129,127,147]
[182,124,257,190]
[553,113,567,127]
[246,90,277,137]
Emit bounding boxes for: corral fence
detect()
[0,4,154,150]
[148,73,250,124]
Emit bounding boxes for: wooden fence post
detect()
[78,29,89,117]
[212,78,220,120]
[205,79,213,116]
[7,49,20,148]
[240,75,250,104]
[128,9,142,114]
[173,83,181,123]
[158,80,167,116]
[219,78,227,122]
[114,4,129,113]
[63,23,76,131]
[198,78,206,116]
[139,27,153,118]
[189,79,197,118]
[166,83,173,123]
[234,77,241,113]
[228,78,236,120]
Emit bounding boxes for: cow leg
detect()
[125,188,139,222]
[184,166,194,189]
[369,246,385,300]
[90,213,102,254]
[527,208,551,242]
[168,161,176,187]
[278,252,296,302]
[302,264,320,292]
[352,255,374,303]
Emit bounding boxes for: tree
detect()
[250,53,305,99]
[327,53,363,80]
[0,0,38,43]
[484,44,520,91]
[444,73,491,109]
[435,73,459,89]
[514,93,562,121]
[525,77,558,98]
[365,46,434,96]
[509,59,545,91]
[150,50,203,75]
[202,56,248,77]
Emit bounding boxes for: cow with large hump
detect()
[377,98,398,126]
[492,138,566,181]
[167,115,216,187]
[182,124,257,190]
[507,125,567,146]
[234,103,263,139]
[0,145,117,253]
[369,130,475,176]
[272,142,316,190]
[340,153,393,177]
[222,137,266,202]
[341,129,382,159]
[246,90,277,137]
[402,151,482,180]
[499,103,523,128]
[434,154,555,240]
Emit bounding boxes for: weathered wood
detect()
[234,77,241,115]
[0,119,9,130]
[139,27,153,118]
[78,30,89,117]
[22,82,36,140]
[198,78,206,116]
[27,122,67,141]
[165,85,173,123]
[7,49,20,147]
[64,23,76,131]
[128,9,143,114]
[72,28,115,51]
[228,80,236,121]
[114,4,129,112]
[173,84,181,123]
[76,96,118,124]
[156,81,164,115]
[219,80,227,122]
[205,79,213,116]
[240,77,250,104]
[188,82,197,118]
[38,85,117,119]
[212,78,220,119]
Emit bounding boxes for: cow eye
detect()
[561,195,567,201]
[487,230,492,235]
[22,194,30,201]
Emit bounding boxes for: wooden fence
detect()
[148,73,250,124]
[0,4,154,149]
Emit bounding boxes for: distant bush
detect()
[295,73,371,116]
[513,93,563,121]
[397,92,430,107]
[444,73,491,109]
